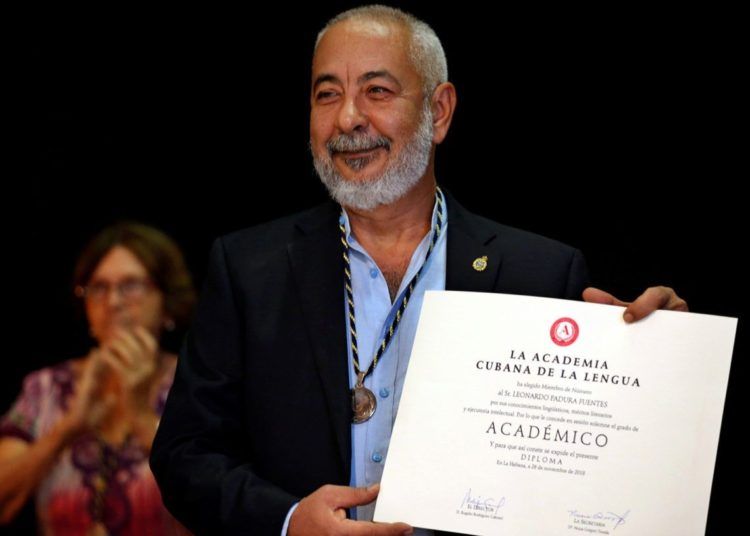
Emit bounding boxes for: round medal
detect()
[351,385,377,423]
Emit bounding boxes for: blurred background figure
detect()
[0,222,196,535]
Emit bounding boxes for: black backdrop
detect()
[8,1,744,534]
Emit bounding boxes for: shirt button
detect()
[371,452,383,463]
[370,268,378,279]
[379,388,390,398]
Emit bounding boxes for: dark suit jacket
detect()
[150,189,590,535]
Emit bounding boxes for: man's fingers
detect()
[328,484,414,534]
[327,483,380,509]
[584,285,689,323]
[290,484,412,536]
[665,291,689,312]
[582,287,629,307]
[624,286,688,322]
[338,518,413,536]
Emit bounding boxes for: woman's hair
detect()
[73,221,196,333]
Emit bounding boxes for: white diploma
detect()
[374,291,736,535]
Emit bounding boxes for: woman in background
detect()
[0,222,196,535]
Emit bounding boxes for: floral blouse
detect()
[0,358,190,535]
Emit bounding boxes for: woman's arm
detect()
[0,418,78,523]
[0,353,113,524]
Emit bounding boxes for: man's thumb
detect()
[336,483,380,508]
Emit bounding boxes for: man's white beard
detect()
[312,100,434,211]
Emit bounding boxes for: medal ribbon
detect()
[340,187,445,420]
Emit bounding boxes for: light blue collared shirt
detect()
[344,190,447,535]
[281,190,447,536]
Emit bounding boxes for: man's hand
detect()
[583,286,689,323]
[288,483,413,536]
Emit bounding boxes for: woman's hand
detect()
[99,326,161,411]
[62,350,116,437]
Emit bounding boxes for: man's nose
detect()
[335,95,368,134]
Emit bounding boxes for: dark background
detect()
[7,1,744,534]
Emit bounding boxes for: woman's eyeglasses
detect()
[75,277,154,302]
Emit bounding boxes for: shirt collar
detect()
[338,187,447,248]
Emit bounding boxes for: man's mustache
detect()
[327,134,391,155]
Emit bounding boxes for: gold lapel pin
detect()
[472,256,488,272]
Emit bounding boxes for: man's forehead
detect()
[312,19,412,77]
[330,18,397,40]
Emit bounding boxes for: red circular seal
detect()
[550,317,579,346]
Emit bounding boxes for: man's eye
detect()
[368,86,390,95]
[316,91,336,100]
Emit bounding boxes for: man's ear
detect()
[430,82,457,145]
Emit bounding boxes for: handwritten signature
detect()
[568,509,630,530]
[461,488,506,514]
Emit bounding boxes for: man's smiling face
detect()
[309,19,434,210]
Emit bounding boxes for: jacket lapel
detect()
[444,188,503,293]
[287,201,352,479]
